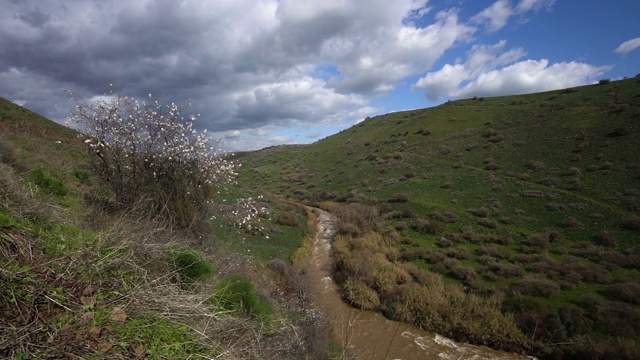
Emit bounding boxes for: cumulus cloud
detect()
[615,37,640,56]
[415,41,609,101]
[0,0,474,150]
[0,0,612,151]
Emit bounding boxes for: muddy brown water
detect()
[307,209,532,360]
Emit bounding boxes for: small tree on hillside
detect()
[67,88,236,226]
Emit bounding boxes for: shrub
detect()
[545,202,566,211]
[517,276,560,298]
[440,181,453,189]
[525,160,544,171]
[413,218,444,234]
[597,230,618,247]
[211,274,273,319]
[449,263,477,282]
[538,177,561,186]
[561,216,584,231]
[267,258,288,275]
[478,218,497,228]
[482,128,498,138]
[342,278,380,310]
[568,167,582,176]
[467,207,489,217]
[444,247,470,260]
[275,211,299,227]
[476,245,500,257]
[334,203,378,234]
[489,262,523,278]
[68,89,235,226]
[606,282,640,304]
[390,192,411,203]
[429,211,459,223]
[622,215,640,230]
[169,247,216,282]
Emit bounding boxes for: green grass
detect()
[210,274,273,320]
[169,246,216,282]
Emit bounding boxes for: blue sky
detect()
[1,0,639,151]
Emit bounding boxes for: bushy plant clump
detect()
[169,247,216,282]
[67,88,236,226]
[210,274,273,319]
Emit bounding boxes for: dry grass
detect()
[0,181,323,359]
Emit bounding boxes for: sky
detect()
[1,0,639,151]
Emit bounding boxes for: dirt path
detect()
[306,208,531,360]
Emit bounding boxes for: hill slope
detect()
[237,77,640,358]
[0,98,336,359]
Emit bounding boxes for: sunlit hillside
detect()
[237,77,640,359]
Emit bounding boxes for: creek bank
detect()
[305,208,531,360]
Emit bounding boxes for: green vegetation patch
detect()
[210,274,273,319]
[168,247,216,283]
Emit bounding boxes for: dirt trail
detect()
[306,208,530,360]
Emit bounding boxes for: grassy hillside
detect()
[0,98,338,359]
[237,77,640,359]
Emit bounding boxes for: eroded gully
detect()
[306,209,531,360]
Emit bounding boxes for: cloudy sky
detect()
[1,1,639,151]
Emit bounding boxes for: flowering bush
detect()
[67,88,236,226]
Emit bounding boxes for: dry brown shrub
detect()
[476,245,501,257]
[622,215,640,230]
[444,247,470,260]
[561,216,584,231]
[478,218,498,228]
[606,282,640,304]
[413,218,444,234]
[538,177,561,186]
[517,276,560,298]
[400,263,444,287]
[467,207,490,217]
[390,192,411,203]
[342,279,380,310]
[429,211,459,223]
[525,160,545,171]
[449,263,477,283]
[370,254,411,292]
[597,230,618,247]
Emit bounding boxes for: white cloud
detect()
[415,41,609,101]
[472,0,513,32]
[453,60,609,98]
[1,0,469,145]
[473,0,555,32]
[515,0,556,13]
[615,37,640,56]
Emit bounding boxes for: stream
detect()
[307,209,531,360]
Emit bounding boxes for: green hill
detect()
[237,77,640,358]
